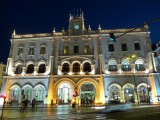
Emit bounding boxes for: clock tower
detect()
[68,11,85,35]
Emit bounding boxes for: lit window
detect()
[121,60,131,71]
[83,45,89,54]
[135,60,145,71]
[64,46,69,54]
[108,60,117,71]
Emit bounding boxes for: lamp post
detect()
[127,55,140,106]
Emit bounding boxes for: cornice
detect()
[4,75,50,80]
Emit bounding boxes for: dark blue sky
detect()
[0,0,160,64]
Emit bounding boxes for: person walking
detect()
[31,98,36,111]
[19,100,25,113]
[50,99,53,107]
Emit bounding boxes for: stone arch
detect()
[71,61,81,65]
[9,84,21,103]
[107,83,121,90]
[14,62,23,67]
[137,83,149,89]
[77,78,100,103]
[107,83,122,102]
[61,61,71,65]
[26,61,35,67]
[34,83,46,89]
[22,84,33,101]
[122,83,135,89]
[82,60,92,65]
[106,58,118,64]
[22,84,33,90]
[37,60,47,67]
[10,84,21,90]
[53,78,76,103]
[54,78,76,90]
[33,84,46,102]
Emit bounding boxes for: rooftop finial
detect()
[88,25,91,31]
[52,27,55,33]
[12,29,16,37]
[98,24,101,31]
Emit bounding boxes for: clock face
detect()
[74,24,79,29]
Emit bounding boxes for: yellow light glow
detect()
[68,72,73,75]
[132,54,136,58]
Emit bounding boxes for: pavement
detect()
[0,103,160,119]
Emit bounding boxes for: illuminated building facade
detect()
[1,12,160,105]
[0,63,6,90]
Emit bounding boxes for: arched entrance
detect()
[108,84,121,103]
[123,84,135,103]
[138,85,148,103]
[80,82,95,105]
[58,83,73,104]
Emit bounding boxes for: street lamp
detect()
[127,55,140,106]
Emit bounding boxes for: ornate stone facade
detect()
[1,12,160,105]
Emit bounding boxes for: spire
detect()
[12,29,16,37]
[81,11,84,18]
[88,25,91,31]
[52,27,55,33]
[62,27,65,34]
[98,24,101,31]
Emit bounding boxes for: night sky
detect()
[0,0,160,64]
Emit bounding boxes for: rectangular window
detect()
[134,43,141,51]
[122,65,131,71]
[17,48,23,55]
[74,46,79,53]
[121,43,127,51]
[29,48,34,55]
[40,47,46,54]
[108,65,117,71]
[108,44,114,52]
[64,46,69,54]
[136,64,145,71]
[83,45,89,54]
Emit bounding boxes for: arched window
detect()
[73,63,80,73]
[83,62,91,72]
[26,64,34,74]
[83,45,89,54]
[40,47,46,54]
[15,65,22,74]
[29,47,34,55]
[62,63,70,73]
[17,47,23,55]
[135,59,145,71]
[38,64,46,73]
[121,59,131,71]
[108,60,117,71]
